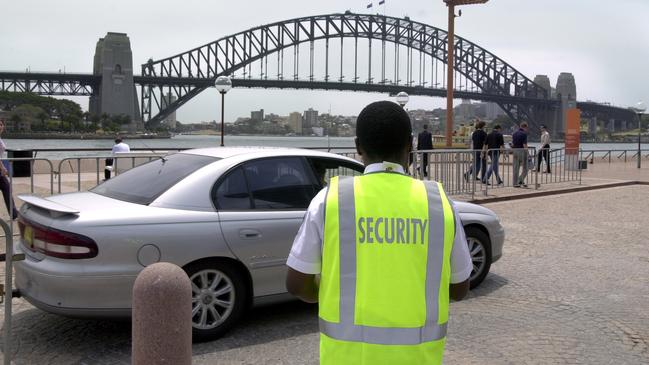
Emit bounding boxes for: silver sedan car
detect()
[15,147,504,341]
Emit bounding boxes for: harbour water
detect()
[3,135,647,159]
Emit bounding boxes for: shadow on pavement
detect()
[466,273,509,299]
[193,299,318,356]
[1,300,318,364]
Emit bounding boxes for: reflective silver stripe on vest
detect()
[320,177,448,346]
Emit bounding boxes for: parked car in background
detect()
[15,147,504,341]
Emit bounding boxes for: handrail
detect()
[2,218,14,365]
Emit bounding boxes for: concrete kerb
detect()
[468,181,649,205]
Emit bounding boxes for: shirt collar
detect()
[364,162,406,174]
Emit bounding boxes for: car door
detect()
[215,156,319,296]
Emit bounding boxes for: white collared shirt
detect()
[286,162,473,284]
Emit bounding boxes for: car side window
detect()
[307,157,364,189]
[214,167,252,210]
[243,157,316,210]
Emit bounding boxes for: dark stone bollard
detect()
[132,262,192,365]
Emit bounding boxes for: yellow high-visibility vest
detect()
[319,173,455,365]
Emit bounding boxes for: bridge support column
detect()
[588,118,597,136]
[555,73,577,140]
[607,119,616,133]
[89,32,142,131]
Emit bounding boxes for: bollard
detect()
[132,262,192,365]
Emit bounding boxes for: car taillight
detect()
[18,218,98,259]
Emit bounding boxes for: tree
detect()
[36,111,49,131]
[490,114,516,132]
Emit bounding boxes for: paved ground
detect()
[1,183,647,364]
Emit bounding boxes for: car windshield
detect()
[91,153,219,205]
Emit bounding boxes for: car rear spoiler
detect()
[17,195,80,217]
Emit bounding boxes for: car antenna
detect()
[140,140,167,163]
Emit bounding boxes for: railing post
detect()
[132,262,192,365]
[2,219,15,365]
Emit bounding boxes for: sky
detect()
[1,0,648,123]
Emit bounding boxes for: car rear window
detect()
[91,153,219,205]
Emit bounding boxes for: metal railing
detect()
[411,147,584,197]
[0,146,645,204]
[581,149,649,164]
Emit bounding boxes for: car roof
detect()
[180,146,360,163]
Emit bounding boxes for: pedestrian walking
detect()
[417,124,433,177]
[0,119,19,219]
[286,101,472,365]
[104,137,130,180]
[512,122,529,187]
[536,125,551,173]
[482,124,505,185]
[464,120,487,182]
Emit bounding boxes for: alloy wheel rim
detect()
[467,237,486,282]
[190,269,235,330]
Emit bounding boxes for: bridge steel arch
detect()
[142,12,551,128]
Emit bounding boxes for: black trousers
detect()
[536,145,551,172]
[0,175,18,219]
[104,158,113,180]
[420,152,429,176]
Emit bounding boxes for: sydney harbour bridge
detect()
[0,12,637,137]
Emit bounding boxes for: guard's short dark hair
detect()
[493,124,501,130]
[115,138,122,144]
[356,101,412,158]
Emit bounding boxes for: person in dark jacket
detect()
[512,122,529,187]
[464,121,487,182]
[482,125,505,185]
[417,124,433,177]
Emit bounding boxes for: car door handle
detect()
[239,229,261,239]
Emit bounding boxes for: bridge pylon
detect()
[89,32,142,131]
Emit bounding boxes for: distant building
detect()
[455,99,476,121]
[483,102,505,120]
[303,108,318,129]
[161,93,177,129]
[288,112,303,134]
[251,109,264,122]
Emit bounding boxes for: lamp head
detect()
[396,91,409,107]
[214,76,232,93]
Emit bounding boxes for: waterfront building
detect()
[288,112,303,134]
[251,109,264,122]
[303,108,318,130]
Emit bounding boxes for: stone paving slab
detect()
[1,185,648,364]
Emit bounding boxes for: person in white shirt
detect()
[0,119,18,219]
[536,125,551,173]
[104,137,130,180]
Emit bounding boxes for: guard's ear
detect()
[355,137,363,156]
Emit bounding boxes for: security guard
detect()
[286,101,472,365]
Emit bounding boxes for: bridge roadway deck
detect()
[1,161,648,364]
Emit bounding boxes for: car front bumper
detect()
[491,223,505,263]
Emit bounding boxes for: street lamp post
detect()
[396,91,410,108]
[442,0,488,147]
[634,101,646,169]
[214,76,232,147]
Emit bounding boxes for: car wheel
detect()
[464,226,492,289]
[184,260,248,342]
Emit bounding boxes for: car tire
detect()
[184,260,248,342]
[464,226,492,289]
